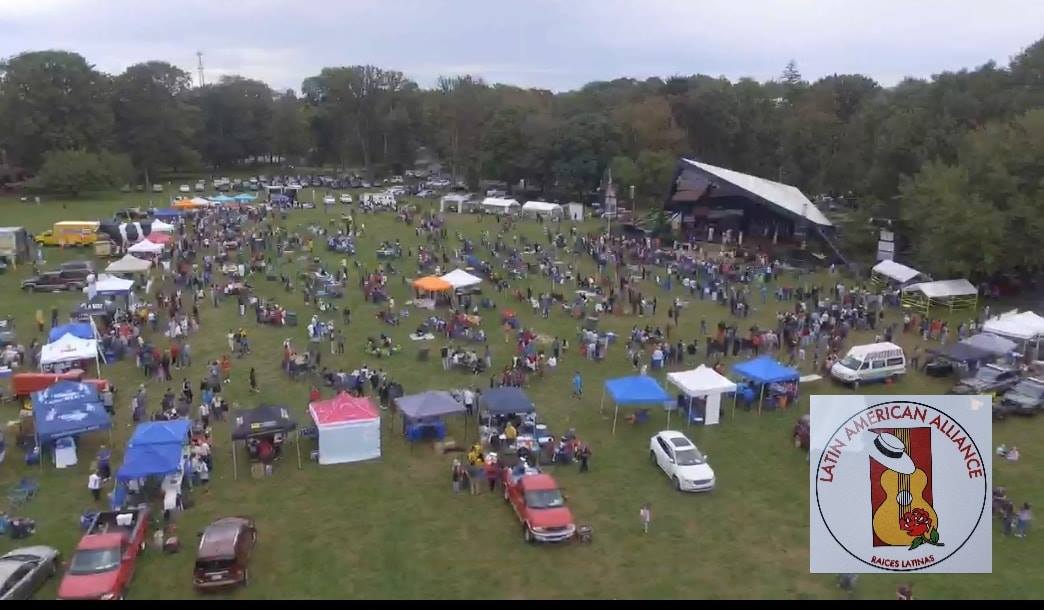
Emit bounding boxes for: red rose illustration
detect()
[900,508,932,538]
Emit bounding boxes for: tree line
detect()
[1,40,1043,278]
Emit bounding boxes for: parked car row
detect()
[7,505,260,600]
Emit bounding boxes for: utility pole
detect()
[196,51,206,88]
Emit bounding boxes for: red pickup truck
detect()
[57,507,150,600]
[501,465,576,543]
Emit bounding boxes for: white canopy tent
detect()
[309,395,381,465]
[566,202,584,221]
[872,260,922,285]
[901,279,978,315]
[666,365,737,426]
[440,269,483,290]
[84,274,134,295]
[480,197,520,215]
[522,201,563,218]
[105,254,152,274]
[127,240,164,254]
[439,193,473,214]
[150,219,175,233]
[189,196,211,206]
[982,310,1044,341]
[40,333,101,375]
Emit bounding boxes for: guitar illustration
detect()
[869,429,943,548]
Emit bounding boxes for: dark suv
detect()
[193,517,257,590]
[950,364,1021,395]
[21,272,86,292]
[997,377,1044,419]
[58,261,94,281]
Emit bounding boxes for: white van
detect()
[831,342,907,387]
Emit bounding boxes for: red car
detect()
[501,466,576,543]
[57,508,149,600]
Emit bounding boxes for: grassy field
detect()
[0,188,1041,599]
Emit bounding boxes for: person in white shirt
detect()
[462,388,475,415]
[88,472,102,501]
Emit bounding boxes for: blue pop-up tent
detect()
[479,387,534,415]
[116,443,183,480]
[128,419,191,447]
[732,355,800,414]
[48,322,94,342]
[603,375,670,434]
[211,194,235,204]
[233,193,256,202]
[32,380,111,445]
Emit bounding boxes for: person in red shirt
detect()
[309,386,321,403]
[170,343,180,369]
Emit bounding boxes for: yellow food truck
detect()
[34,221,100,247]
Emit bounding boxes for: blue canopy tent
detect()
[112,419,191,508]
[210,194,235,204]
[48,322,94,342]
[270,194,290,205]
[394,391,467,443]
[479,387,534,415]
[602,376,670,434]
[32,380,111,469]
[233,193,256,202]
[732,355,800,414]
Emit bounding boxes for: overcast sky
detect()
[3,0,1042,93]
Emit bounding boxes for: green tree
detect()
[551,113,620,200]
[32,149,131,197]
[0,51,113,171]
[271,90,311,165]
[112,61,199,182]
[194,76,274,168]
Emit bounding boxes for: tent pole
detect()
[733,390,738,420]
[599,388,605,417]
[611,404,618,436]
[759,384,765,416]
[295,431,302,469]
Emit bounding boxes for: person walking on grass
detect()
[640,503,652,533]
[1016,502,1032,538]
[572,371,583,399]
[249,367,258,393]
[88,470,102,502]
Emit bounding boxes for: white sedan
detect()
[339,193,353,204]
[178,184,191,193]
[322,195,336,205]
[649,430,715,492]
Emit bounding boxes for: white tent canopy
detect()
[522,201,562,216]
[666,365,736,426]
[903,279,977,298]
[40,333,98,366]
[150,219,175,233]
[127,239,164,254]
[85,274,134,295]
[189,196,211,206]
[481,197,520,214]
[872,260,922,284]
[105,254,152,274]
[439,193,473,214]
[983,310,1044,341]
[440,269,483,289]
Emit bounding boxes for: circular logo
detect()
[814,400,988,572]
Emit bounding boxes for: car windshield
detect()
[524,489,565,509]
[674,448,706,466]
[67,549,121,575]
[839,356,861,370]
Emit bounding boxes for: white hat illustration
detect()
[869,432,915,475]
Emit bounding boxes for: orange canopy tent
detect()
[172,200,201,209]
[413,276,453,292]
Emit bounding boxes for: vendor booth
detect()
[440,269,483,292]
[149,219,175,233]
[666,365,737,425]
[982,310,1044,358]
[47,322,94,343]
[40,333,101,375]
[151,208,184,220]
[128,239,164,255]
[480,197,520,215]
[962,332,1017,357]
[105,253,152,274]
[231,404,301,479]
[84,274,134,297]
[521,201,563,219]
[439,194,474,214]
[732,356,799,414]
[113,419,191,510]
[901,279,978,315]
[477,387,543,453]
[145,232,172,245]
[32,380,112,469]
[926,341,995,377]
[394,390,466,442]
[603,375,670,434]
[308,394,381,465]
[412,276,453,307]
[871,260,923,288]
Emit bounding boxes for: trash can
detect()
[285,311,298,327]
